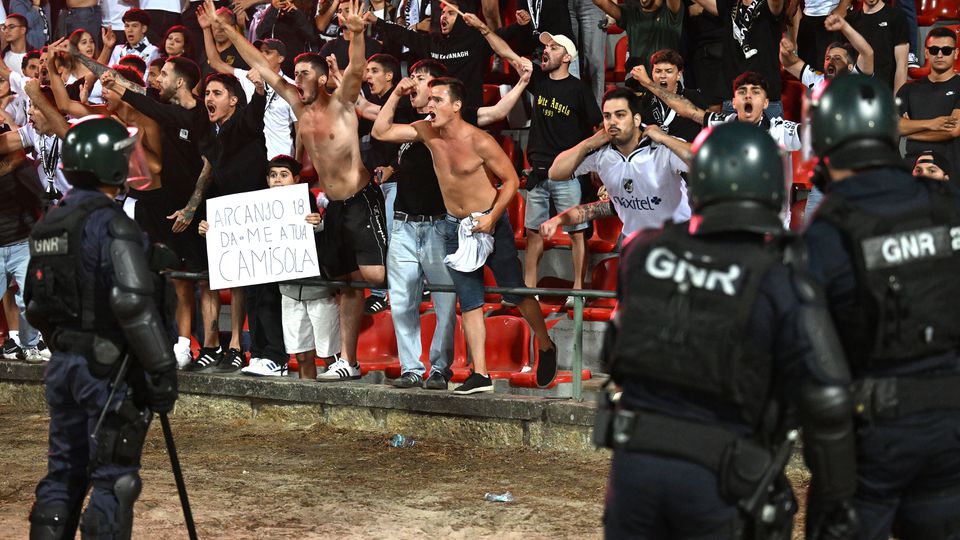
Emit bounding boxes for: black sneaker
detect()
[364,295,389,315]
[537,344,558,388]
[215,348,244,373]
[452,372,494,395]
[391,372,422,388]
[185,347,222,372]
[423,370,448,390]
[2,338,23,360]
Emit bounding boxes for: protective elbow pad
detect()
[108,225,175,375]
[799,383,857,503]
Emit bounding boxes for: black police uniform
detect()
[26,187,177,540]
[600,219,856,539]
[805,168,960,540]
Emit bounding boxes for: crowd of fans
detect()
[0,0,955,392]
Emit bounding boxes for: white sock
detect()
[175,336,190,351]
[9,330,19,346]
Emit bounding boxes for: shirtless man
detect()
[372,76,558,394]
[207,0,387,381]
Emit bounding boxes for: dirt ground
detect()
[0,406,609,539]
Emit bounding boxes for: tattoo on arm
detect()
[572,200,616,225]
[645,84,705,124]
[183,160,214,220]
[70,45,147,95]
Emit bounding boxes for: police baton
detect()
[158,412,198,540]
[739,430,799,520]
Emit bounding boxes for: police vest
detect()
[815,179,960,368]
[25,195,117,332]
[610,222,782,427]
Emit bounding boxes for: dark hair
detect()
[649,49,684,71]
[118,54,147,75]
[166,56,201,91]
[149,57,165,69]
[22,50,40,71]
[367,53,400,83]
[162,25,193,59]
[122,8,150,26]
[6,14,28,30]
[927,26,958,44]
[427,77,465,105]
[204,72,247,106]
[113,64,145,88]
[267,154,303,176]
[732,71,769,96]
[293,52,329,78]
[409,59,447,78]
[602,87,642,116]
[826,41,856,65]
[68,29,95,54]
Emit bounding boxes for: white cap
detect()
[539,32,578,61]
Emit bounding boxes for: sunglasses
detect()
[927,46,956,56]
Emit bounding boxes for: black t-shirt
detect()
[392,107,478,216]
[203,44,250,78]
[366,87,412,173]
[717,0,783,100]
[525,66,602,172]
[897,75,960,179]
[847,6,909,90]
[640,86,709,142]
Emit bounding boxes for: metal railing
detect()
[167,272,617,401]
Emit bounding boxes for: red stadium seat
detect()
[356,311,400,375]
[587,215,624,253]
[482,84,500,107]
[916,0,959,25]
[383,312,448,379]
[506,191,527,250]
[605,36,629,83]
[781,79,806,123]
[496,135,519,170]
[484,315,532,378]
[568,256,619,321]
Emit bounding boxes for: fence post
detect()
[572,296,584,402]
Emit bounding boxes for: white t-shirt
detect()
[799,64,864,90]
[6,70,29,127]
[140,0,182,12]
[101,0,127,30]
[18,124,70,194]
[803,0,838,17]
[108,39,161,67]
[3,50,26,76]
[234,68,297,158]
[704,112,803,152]
[574,139,691,236]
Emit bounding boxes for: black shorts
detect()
[319,181,387,278]
[133,195,208,273]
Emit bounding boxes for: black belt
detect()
[853,374,960,421]
[394,211,444,223]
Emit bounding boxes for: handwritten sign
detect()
[205,184,320,290]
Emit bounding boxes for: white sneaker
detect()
[316,357,361,381]
[907,52,920,69]
[23,347,45,364]
[242,358,287,377]
[174,343,192,369]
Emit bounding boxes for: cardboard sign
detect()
[205,184,320,290]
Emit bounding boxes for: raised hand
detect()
[515,10,531,25]
[630,64,653,87]
[395,76,417,96]
[197,5,211,29]
[461,12,483,28]
[824,13,846,32]
[101,26,116,51]
[341,0,368,33]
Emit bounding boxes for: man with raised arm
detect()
[207,0,387,382]
[372,76,558,395]
[780,14,875,89]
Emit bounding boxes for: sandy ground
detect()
[0,406,609,539]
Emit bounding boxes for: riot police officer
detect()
[25,116,178,540]
[806,74,960,540]
[598,122,858,539]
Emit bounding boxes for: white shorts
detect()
[281,295,341,357]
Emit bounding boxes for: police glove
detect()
[146,369,178,413]
[809,501,859,540]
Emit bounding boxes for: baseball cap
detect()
[254,38,287,57]
[539,32,578,61]
[915,150,952,173]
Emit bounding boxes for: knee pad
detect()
[79,473,141,540]
[29,501,73,540]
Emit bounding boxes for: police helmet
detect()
[809,74,901,170]
[61,116,138,187]
[688,122,785,235]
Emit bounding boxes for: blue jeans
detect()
[568,0,606,105]
[896,0,918,56]
[0,240,38,347]
[56,5,102,47]
[387,216,456,377]
[722,99,784,120]
[804,186,824,225]
[369,181,397,300]
[442,213,525,311]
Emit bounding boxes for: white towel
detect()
[444,212,494,272]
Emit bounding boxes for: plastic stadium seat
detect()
[568,256,619,321]
[506,192,527,250]
[605,36,629,83]
[484,315,532,378]
[384,312,447,379]
[916,0,959,25]
[587,215,623,253]
[482,84,500,107]
[781,79,806,123]
[356,311,400,375]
